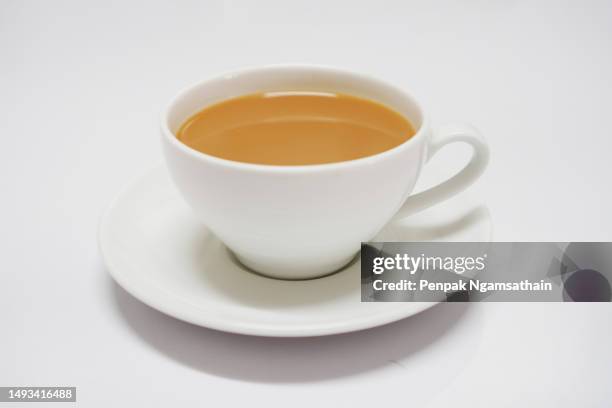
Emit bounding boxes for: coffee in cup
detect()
[176,91,416,165]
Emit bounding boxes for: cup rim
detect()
[161,64,430,173]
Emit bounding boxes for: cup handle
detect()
[391,123,490,221]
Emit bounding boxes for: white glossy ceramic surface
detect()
[98,167,492,337]
[161,65,489,279]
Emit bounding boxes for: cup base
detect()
[231,250,359,281]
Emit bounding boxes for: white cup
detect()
[161,65,489,279]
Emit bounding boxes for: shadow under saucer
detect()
[108,273,472,383]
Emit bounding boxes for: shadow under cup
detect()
[161,66,428,280]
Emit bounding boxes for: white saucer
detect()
[99,167,492,337]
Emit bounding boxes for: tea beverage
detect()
[177,92,416,165]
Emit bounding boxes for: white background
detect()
[1,0,611,406]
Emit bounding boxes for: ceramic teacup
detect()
[161,65,489,279]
